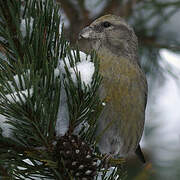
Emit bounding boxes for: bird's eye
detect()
[102,21,111,28]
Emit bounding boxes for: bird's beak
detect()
[79,26,93,39]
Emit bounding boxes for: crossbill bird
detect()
[79,14,147,163]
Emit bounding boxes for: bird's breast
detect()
[97,51,146,150]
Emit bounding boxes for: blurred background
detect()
[56,0,180,179]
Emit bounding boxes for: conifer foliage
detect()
[0,0,125,179]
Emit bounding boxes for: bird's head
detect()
[79,14,138,61]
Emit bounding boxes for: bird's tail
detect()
[135,144,146,163]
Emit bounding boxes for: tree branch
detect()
[56,0,87,43]
[120,0,138,17]
[99,0,144,18]
[77,0,90,22]
[56,0,80,24]
[140,36,180,51]
[99,0,120,16]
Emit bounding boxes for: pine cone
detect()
[55,134,98,179]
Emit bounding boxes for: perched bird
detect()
[79,14,147,163]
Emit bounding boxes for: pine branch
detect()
[0,0,24,63]
[0,0,63,178]
[0,0,127,179]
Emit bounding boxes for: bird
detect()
[79,14,147,163]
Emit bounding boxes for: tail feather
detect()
[135,144,146,163]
